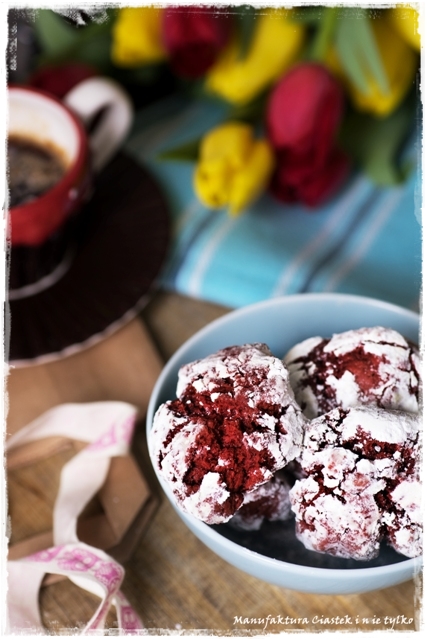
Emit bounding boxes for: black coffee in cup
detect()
[8,136,67,208]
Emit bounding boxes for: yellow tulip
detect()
[327,17,418,117]
[388,6,420,51]
[194,122,275,216]
[205,9,305,105]
[111,7,167,67]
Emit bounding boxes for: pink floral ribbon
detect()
[6,402,144,633]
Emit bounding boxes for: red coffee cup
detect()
[8,78,133,298]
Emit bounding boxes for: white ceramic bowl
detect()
[146,293,422,595]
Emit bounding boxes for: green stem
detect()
[310,7,340,62]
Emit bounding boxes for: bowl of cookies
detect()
[146,293,422,594]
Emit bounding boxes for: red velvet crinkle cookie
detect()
[284,327,420,419]
[383,476,422,557]
[290,406,421,561]
[229,469,293,531]
[150,343,306,525]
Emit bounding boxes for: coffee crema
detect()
[8,136,68,208]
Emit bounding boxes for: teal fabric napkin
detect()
[126,95,422,312]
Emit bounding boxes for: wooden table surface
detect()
[6,291,421,634]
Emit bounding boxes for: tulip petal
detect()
[296,148,350,207]
[194,122,274,215]
[229,140,275,216]
[388,6,420,51]
[200,122,253,168]
[266,63,344,162]
[194,158,231,209]
[163,6,232,78]
[206,9,305,105]
[329,16,418,118]
[111,7,167,67]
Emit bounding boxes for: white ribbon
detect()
[6,402,144,634]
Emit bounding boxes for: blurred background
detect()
[6,5,422,312]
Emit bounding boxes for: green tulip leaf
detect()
[113,64,165,85]
[225,91,268,124]
[35,9,114,69]
[354,11,389,95]
[66,31,112,69]
[335,9,389,96]
[339,91,417,186]
[34,10,80,56]
[158,138,201,162]
[290,6,325,24]
[236,6,258,61]
[310,7,339,62]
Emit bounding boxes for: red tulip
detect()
[28,63,97,99]
[266,62,350,207]
[267,63,344,162]
[271,148,351,207]
[162,6,231,78]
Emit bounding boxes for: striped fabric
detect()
[126,95,422,312]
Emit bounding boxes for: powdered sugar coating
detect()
[229,469,293,531]
[384,478,422,558]
[291,472,383,560]
[290,406,421,560]
[177,343,299,413]
[150,344,306,525]
[284,327,420,419]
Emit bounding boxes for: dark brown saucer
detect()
[6,152,170,365]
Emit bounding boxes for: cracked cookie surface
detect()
[229,469,293,531]
[150,343,306,524]
[290,406,421,560]
[284,327,420,419]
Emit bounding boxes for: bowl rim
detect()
[176,497,421,578]
[146,292,421,580]
[147,292,420,424]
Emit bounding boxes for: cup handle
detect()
[63,77,134,173]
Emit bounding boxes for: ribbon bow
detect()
[6,402,144,633]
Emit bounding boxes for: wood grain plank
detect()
[6,294,420,634]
